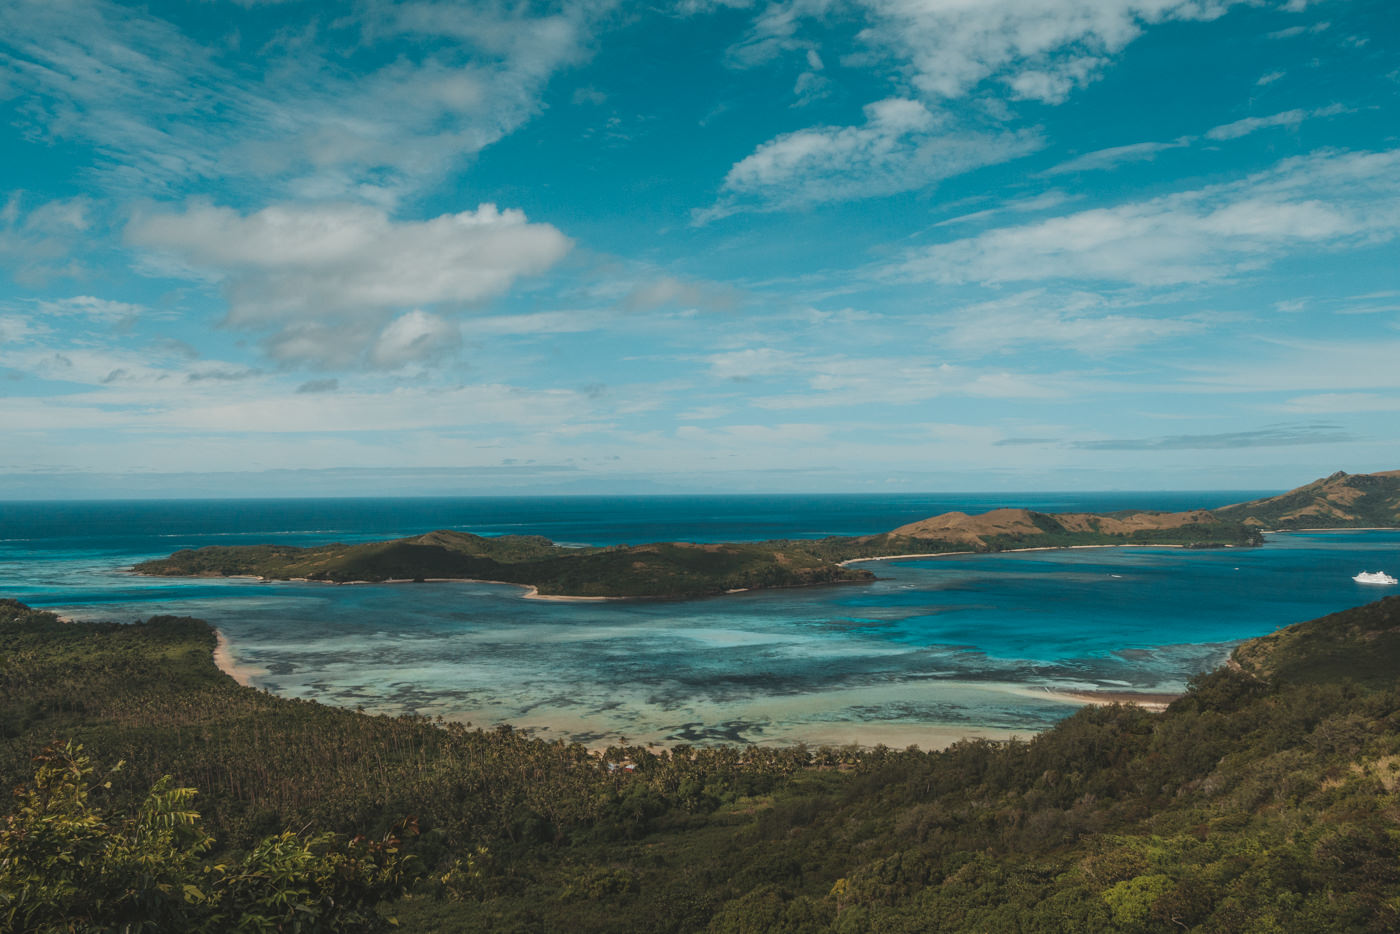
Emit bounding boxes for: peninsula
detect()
[133,470,1400,599]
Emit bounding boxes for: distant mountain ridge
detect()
[133,470,1398,598]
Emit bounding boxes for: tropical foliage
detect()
[0,739,414,932]
[5,595,1400,931]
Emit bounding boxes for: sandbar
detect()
[1024,686,1182,712]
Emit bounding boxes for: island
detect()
[133,469,1400,598]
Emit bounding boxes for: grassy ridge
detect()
[1214,469,1400,529]
[7,596,1400,930]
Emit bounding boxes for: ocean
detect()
[3,492,1398,748]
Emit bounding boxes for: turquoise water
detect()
[3,495,1397,747]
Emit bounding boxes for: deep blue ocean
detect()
[4,492,1398,748]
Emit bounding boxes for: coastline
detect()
[213,629,268,687]
[839,542,1195,567]
[1029,686,1183,712]
[437,710,1035,754]
[131,568,631,603]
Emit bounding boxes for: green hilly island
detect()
[7,593,1400,931]
[139,468,1400,597]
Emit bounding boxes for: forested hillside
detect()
[6,595,1400,930]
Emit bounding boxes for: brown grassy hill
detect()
[1213,470,1400,529]
[889,506,1242,548]
[889,507,1044,545]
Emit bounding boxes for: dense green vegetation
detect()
[133,530,877,598]
[0,740,413,932]
[7,594,1400,931]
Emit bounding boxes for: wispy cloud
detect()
[888,148,1400,287]
[0,0,610,205]
[1073,422,1353,450]
[834,0,1249,103]
[699,99,1038,218]
[1205,104,1346,141]
[1044,137,1191,175]
[935,290,1206,355]
[33,296,146,321]
[0,194,95,284]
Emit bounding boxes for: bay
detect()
[3,493,1397,748]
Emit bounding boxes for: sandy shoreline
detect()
[213,629,268,687]
[1028,687,1183,712]
[838,542,1201,567]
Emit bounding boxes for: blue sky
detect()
[1,0,1397,497]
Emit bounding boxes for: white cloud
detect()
[126,201,571,366]
[725,0,1244,103]
[1044,137,1191,175]
[0,0,607,205]
[850,0,1244,101]
[370,310,462,369]
[468,311,608,336]
[34,296,145,320]
[1280,393,1400,414]
[623,276,739,311]
[890,148,1400,287]
[1178,339,1400,394]
[707,347,803,381]
[936,290,1205,354]
[704,0,1251,214]
[0,194,95,283]
[715,350,1086,410]
[675,423,831,444]
[702,98,1038,217]
[1205,105,1344,140]
[1268,21,1329,40]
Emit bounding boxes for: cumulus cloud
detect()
[701,98,1038,217]
[890,148,1400,287]
[126,201,571,367]
[370,310,461,369]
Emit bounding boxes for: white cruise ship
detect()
[1353,571,1398,585]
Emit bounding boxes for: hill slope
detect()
[1214,469,1400,529]
[6,596,1400,931]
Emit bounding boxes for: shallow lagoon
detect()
[3,496,1397,747]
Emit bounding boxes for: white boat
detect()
[1353,571,1398,585]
